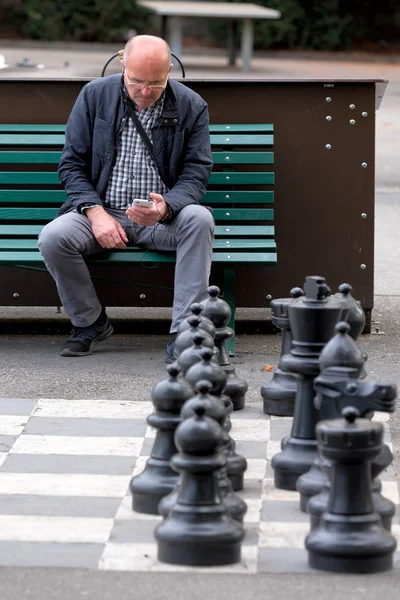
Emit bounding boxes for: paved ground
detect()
[1,41,400,598]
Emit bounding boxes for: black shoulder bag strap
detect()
[125,101,156,162]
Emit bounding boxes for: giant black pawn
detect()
[271,276,344,491]
[184,347,247,491]
[201,285,248,411]
[155,403,245,566]
[177,331,216,376]
[305,407,397,573]
[176,302,216,339]
[181,381,247,523]
[261,287,303,417]
[130,363,193,514]
[174,315,215,359]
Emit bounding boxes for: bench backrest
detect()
[0,123,275,257]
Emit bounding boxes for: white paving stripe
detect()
[245,459,267,480]
[10,435,143,456]
[381,481,400,505]
[0,515,113,543]
[259,521,310,548]
[229,419,270,442]
[99,543,257,573]
[35,399,153,420]
[0,473,130,497]
[0,415,29,436]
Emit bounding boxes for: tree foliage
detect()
[1,0,399,49]
[0,0,154,42]
[210,0,400,51]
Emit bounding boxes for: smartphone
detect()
[132,198,154,207]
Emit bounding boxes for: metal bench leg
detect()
[223,266,236,357]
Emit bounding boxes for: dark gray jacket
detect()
[57,74,213,217]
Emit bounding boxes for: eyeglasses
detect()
[124,70,168,92]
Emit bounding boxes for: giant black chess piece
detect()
[180,381,247,522]
[305,342,397,528]
[261,287,303,417]
[271,276,344,490]
[201,285,248,411]
[130,363,192,514]
[184,347,247,491]
[177,331,216,376]
[176,302,216,339]
[174,315,214,358]
[296,320,365,511]
[155,403,245,566]
[298,322,396,512]
[336,283,366,340]
[305,407,397,573]
[336,283,367,378]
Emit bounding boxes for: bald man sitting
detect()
[39,35,214,361]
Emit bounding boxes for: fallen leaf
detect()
[265,364,274,371]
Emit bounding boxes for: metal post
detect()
[167,16,183,67]
[240,18,254,73]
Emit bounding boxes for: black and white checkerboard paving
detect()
[0,397,398,572]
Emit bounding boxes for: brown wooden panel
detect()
[0,79,383,311]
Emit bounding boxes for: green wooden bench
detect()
[0,123,276,354]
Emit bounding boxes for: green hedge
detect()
[0,0,154,42]
[209,0,399,51]
[1,0,399,48]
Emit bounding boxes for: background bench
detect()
[0,122,276,354]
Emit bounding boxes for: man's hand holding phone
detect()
[126,193,169,226]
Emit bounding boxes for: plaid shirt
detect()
[104,95,168,209]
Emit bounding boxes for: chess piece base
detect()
[157,540,242,566]
[132,491,165,515]
[229,472,244,492]
[261,370,296,417]
[306,513,397,573]
[130,461,178,515]
[272,437,318,491]
[308,551,393,574]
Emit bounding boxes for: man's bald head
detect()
[121,35,172,111]
[123,35,171,71]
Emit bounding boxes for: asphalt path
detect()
[0,41,400,599]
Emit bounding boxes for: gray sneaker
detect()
[61,312,113,357]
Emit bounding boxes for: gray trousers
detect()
[38,205,214,332]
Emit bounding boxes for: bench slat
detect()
[209,124,273,133]
[0,151,273,165]
[0,225,44,236]
[0,172,60,185]
[0,208,58,220]
[0,151,62,164]
[0,190,67,203]
[210,134,273,146]
[0,135,65,146]
[213,208,274,220]
[204,191,274,203]
[0,123,274,134]
[0,190,273,205]
[0,207,274,222]
[212,151,273,164]
[0,171,275,186]
[0,224,275,237]
[209,172,274,185]
[0,250,277,265]
[0,125,66,133]
[0,238,276,251]
[0,133,273,147]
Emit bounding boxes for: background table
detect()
[137,1,281,72]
